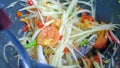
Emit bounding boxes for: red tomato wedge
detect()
[94,31,108,48]
[37,25,59,47]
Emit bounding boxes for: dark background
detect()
[0,0,120,68]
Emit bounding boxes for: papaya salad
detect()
[3,0,120,68]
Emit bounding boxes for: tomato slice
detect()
[94,31,108,48]
[37,25,59,47]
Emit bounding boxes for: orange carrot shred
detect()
[16,11,22,18]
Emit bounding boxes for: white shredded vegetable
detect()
[93,61,101,68]
[37,45,47,64]
[97,50,104,68]
[6,0,19,8]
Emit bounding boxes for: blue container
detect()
[0,0,120,68]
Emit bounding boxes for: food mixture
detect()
[3,0,120,68]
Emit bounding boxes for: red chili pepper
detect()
[93,55,100,64]
[63,47,69,54]
[86,16,94,22]
[37,19,44,28]
[93,54,104,64]
[27,0,34,6]
[22,25,28,32]
[81,12,87,22]
[81,12,94,22]
[59,35,63,40]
